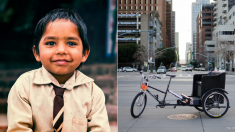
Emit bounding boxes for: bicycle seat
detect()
[166,74,176,78]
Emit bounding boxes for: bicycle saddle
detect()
[166,74,176,78]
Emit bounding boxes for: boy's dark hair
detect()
[33,8,90,69]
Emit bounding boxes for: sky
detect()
[172,0,214,64]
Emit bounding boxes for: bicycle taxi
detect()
[131,71,229,118]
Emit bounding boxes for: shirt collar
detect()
[33,66,94,90]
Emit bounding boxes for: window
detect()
[219,31,233,35]
[145,0,147,4]
[205,38,212,41]
[155,0,157,4]
[205,28,211,32]
[205,33,211,37]
[130,0,132,4]
[150,0,152,4]
[135,0,137,4]
[119,6,121,9]
[155,6,157,11]
[130,6,132,9]
[207,45,215,47]
[124,0,126,4]
[119,0,121,4]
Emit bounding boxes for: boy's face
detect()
[33,19,89,76]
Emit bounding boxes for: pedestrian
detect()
[7,8,110,132]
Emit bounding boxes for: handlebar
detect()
[139,70,161,81]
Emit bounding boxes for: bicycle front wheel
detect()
[130,92,147,118]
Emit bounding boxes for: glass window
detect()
[205,28,211,32]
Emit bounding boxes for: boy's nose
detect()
[56,43,67,54]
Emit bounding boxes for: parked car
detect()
[186,66,192,71]
[157,66,166,74]
[219,68,226,72]
[117,68,122,72]
[177,67,181,70]
[182,66,186,71]
[201,67,206,71]
[171,67,177,72]
[132,68,138,72]
[123,67,136,72]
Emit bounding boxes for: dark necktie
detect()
[53,85,65,132]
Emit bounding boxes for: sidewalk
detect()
[227,71,235,75]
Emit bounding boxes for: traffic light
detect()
[153,28,156,37]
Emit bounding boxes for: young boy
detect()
[7,8,110,132]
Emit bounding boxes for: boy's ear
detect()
[32,45,41,62]
[81,48,90,63]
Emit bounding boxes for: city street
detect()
[118,70,235,132]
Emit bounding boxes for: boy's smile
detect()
[33,19,89,83]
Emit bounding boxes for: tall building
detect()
[210,0,235,70]
[196,4,214,66]
[185,42,192,64]
[118,0,172,48]
[166,0,172,47]
[172,11,175,48]
[191,0,210,60]
[118,13,162,68]
[175,32,179,62]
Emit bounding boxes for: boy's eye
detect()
[67,42,77,46]
[46,42,56,46]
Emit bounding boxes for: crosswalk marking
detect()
[188,74,191,76]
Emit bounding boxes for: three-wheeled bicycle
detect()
[130,71,229,118]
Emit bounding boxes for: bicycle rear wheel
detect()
[202,91,229,118]
[130,92,147,118]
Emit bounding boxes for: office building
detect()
[192,0,210,60]
[196,4,214,66]
[118,0,172,48]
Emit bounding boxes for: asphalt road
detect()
[118,70,235,132]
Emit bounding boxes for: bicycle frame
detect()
[141,75,185,106]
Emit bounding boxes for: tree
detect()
[155,47,177,68]
[215,39,234,72]
[118,43,137,63]
[133,44,147,65]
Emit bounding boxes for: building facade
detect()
[191,0,210,60]
[196,4,214,67]
[185,42,192,64]
[175,32,179,62]
[209,0,235,71]
[118,0,172,48]
[118,13,162,68]
[172,11,175,48]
